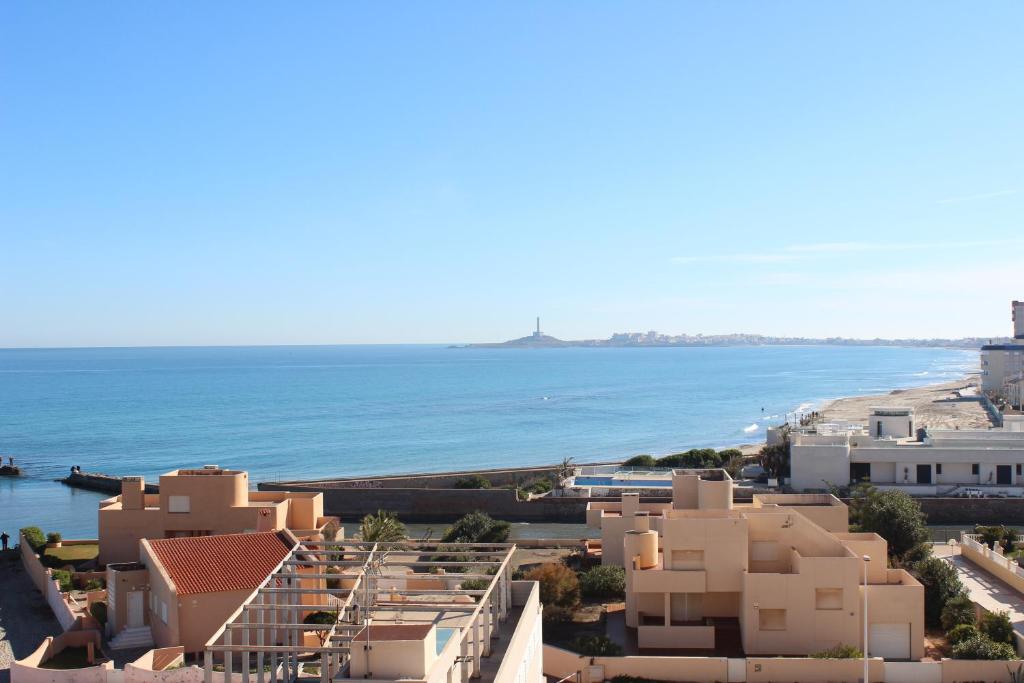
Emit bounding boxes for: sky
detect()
[1,3,1022,347]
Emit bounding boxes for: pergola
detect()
[203,539,516,683]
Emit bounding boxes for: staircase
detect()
[110,626,154,650]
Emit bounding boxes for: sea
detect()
[0,344,977,539]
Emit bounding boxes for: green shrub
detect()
[84,578,105,591]
[90,602,108,625]
[718,448,743,461]
[568,635,623,657]
[976,525,1018,552]
[656,448,722,469]
[981,610,1015,644]
[622,455,656,468]
[542,605,575,623]
[941,594,977,631]
[51,569,73,593]
[811,644,863,659]
[46,532,62,545]
[579,565,626,600]
[20,526,46,551]
[912,557,966,627]
[303,611,338,646]
[441,511,510,544]
[523,562,580,608]
[453,475,491,489]
[460,578,489,602]
[946,624,980,645]
[952,635,1015,660]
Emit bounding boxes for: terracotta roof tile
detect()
[147,531,292,596]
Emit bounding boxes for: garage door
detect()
[869,623,910,660]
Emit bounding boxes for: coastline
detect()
[816,375,988,431]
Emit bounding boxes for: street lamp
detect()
[863,555,871,683]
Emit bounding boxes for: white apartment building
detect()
[791,409,1024,494]
[980,300,1024,401]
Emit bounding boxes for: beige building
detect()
[588,470,923,660]
[106,530,297,653]
[98,465,337,564]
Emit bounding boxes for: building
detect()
[203,539,543,683]
[587,470,923,659]
[790,409,1024,493]
[981,300,1024,398]
[99,465,338,565]
[105,530,297,653]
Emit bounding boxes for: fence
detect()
[19,532,79,630]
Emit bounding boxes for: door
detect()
[997,465,1012,485]
[916,464,932,484]
[869,623,910,660]
[127,591,145,628]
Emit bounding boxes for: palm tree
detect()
[358,509,407,542]
[556,457,576,489]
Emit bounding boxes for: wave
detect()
[743,423,760,433]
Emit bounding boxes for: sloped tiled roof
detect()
[147,531,292,596]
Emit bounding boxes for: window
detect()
[670,549,704,570]
[936,464,942,475]
[759,609,786,631]
[160,600,168,624]
[972,464,980,476]
[815,588,843,610]
[1017,464,1022,476]
[167,495,190,513]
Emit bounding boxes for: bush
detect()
[460,578,489,602]
[579,565,626,599]
[325,566,343,590]
[811,644,863,659]
[941,594,977,631]
[51,569,73,592]
[20,526,46,551]
[656,448,722,469]
[568,635,623,657]
[90,602,108,625]
[952,635,1015,660]
[855,488,929,561]
[981,610,1015,644]
[453,475,491,489]
[622,455,656,468]
[913,557,967,627]
[523,563,580,608]
[441,511,510,544]
[542,605,575,623]
[46,532,62,545]
[303,611,338,646]
[946,624,980,645]
[84,578,105,591]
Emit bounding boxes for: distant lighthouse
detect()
[533,317,542,338]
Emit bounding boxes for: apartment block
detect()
[99,465,338,564]
[588,470,923,659]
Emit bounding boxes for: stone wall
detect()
[61,471,159,495]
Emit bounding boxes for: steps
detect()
[110,626,154,650]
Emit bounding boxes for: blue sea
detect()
[0,345,976,539]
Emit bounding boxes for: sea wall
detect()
[61,471,159,495]
[918,497,1024,525]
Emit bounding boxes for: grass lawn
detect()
[44,543,99,563]
[40,647,95,669]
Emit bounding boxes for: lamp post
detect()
[863,555,871,683]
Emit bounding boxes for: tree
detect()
[622,455,656,468]
[303,611,338,646]
[976,525,1019,554]
[981,610,1015,644]
[358,510,407,543]
[855,487,929,561]
[913,557,966,627]
[941,594,976,631]
[523,563,580,608]
[579,565,626,599]
[758,441,790,479]
[441,511,511,544]
[952,635,1015,660]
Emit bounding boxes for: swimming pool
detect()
[573,475,673,488]
[436,627,456,654]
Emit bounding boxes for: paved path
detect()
[0,550,62,682]
[937,544,1024,638]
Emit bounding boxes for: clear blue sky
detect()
[2,3,1021,347]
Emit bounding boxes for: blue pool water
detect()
[435,627,456,654]
[573,476,673,487]
[0,344,976,538]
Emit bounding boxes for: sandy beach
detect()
[818,375,991,431]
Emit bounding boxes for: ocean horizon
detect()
[0,344,976,538]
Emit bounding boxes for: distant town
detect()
[458,317,1005,349]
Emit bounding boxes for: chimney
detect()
[121,477,145,510]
